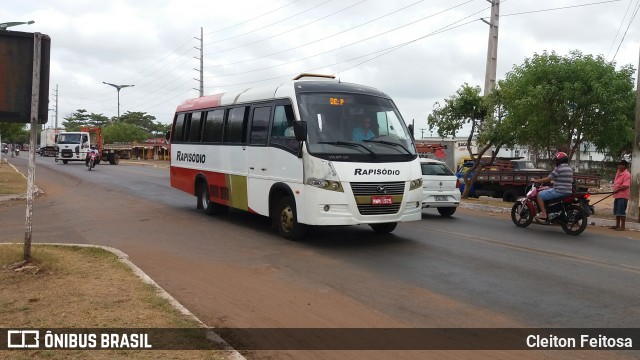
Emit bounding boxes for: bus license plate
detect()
[434,196,448,201]
[371,196,393,205]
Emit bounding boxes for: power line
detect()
[63,0,468,115]
[203,0,462,78]
[612,0,640,61]
[204,0,336,47]
[204,0,473,69]
[204,0,301,36]
[201,4,489,91]
[207,0,367,55]
[607,0,634,59]
[124,1,480,112]
[501,0,622,17]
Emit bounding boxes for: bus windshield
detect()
[298,93,416,159]
[57,134,82,144]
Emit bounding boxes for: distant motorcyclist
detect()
[85,145,99,166]
[531,151,574,221]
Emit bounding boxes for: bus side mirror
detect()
[293,121,307,142]
[165,130,171,141]
[407,124,414,139]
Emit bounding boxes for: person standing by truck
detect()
[611,159,631,231]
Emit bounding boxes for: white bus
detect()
[168,74,423,239]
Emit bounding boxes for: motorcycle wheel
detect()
[88,159,94,171]
[561,205,588,235]
[511,201,533,228]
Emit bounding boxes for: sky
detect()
[3,0,639,137]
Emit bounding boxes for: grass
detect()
[0,244,226,359]
[0,159,27,195]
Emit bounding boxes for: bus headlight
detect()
[307,178,344,192]
[409,178,423,190]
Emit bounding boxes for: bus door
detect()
[246,104,273,215]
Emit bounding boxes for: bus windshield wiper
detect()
[363,139,412,155]
[318,141,376,156]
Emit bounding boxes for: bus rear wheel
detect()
[275,196,306,240]
[198,181,227,215]
[370,222,397,234]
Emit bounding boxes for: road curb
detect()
[120,161,169,169]
[460,202,639,231]
[2,242,246,360]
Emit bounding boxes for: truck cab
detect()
[56,132,90,164]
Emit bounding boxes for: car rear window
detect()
[421,163,454,176]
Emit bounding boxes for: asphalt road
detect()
[2,155,639,359]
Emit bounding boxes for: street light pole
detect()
[102,82,134,120]
[0,20,34,30]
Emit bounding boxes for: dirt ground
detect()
[0,244,227,359]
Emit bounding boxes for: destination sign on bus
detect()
[329,97,345,106]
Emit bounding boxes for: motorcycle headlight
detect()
[410,178,423,191]
[307,178,344,192]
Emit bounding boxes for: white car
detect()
[420,158,460,216]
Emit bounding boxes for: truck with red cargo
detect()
[457,157,601,202]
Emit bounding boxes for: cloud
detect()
[3,0,637,129]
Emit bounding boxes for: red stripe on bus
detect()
[175,93,223,112]
[170,166,230,206]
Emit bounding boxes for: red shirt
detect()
[614,169,631,199]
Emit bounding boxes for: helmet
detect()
[555,151,569,165]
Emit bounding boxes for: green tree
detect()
[118,111,157,133]
[62,109,111,131]
[101,122,148,143]
[428,84,512,198]
[499,50,635,162]
[0,123,28,143]
[150,121,171,137]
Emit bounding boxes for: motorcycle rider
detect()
[531,151,574,221]
[85,145,99,166]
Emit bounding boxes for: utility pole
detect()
[54,84,59,129]
[194,27,204,97]
[628,47,640,222]
[482,0,500,95]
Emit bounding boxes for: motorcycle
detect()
[86,151,98,171]
[511,182,591,235]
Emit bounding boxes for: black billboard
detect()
[0,30,50,124]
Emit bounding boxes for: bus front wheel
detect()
[275,196,306,240]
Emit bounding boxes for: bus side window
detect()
[202,109,224,142]
[225,106,248,144]
[173,114,186,142]
[271,105,295,138]
[250,106,271,145]
[183,113,192,142]
[270,104,299,153]
[188,111,203,143]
